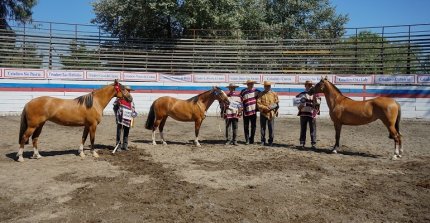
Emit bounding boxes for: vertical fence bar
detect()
[354,28,358,74]
[380,26,385,74]
[49,22,53,69]
[407,25,411,74]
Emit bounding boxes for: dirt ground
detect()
[0,114,429,223]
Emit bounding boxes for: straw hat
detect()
[226,83,239,89]
[244,79,257,85]
[263,81,272,86]
[304,80,313,86]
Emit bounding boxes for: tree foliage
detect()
[0,0,37,29]
[60,40,102,69]
[335,31,420,74]
[92,0,348,40]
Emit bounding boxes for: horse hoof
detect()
[152,141,157,146]
[331,149,337,154]
[79,152,86,158]
[195,143,201,147]
[93,152,99,158]
[391,155,401,160]
[32,154,43,159]
[17,156,24,162]
[162,142,167,146]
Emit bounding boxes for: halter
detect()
[114,82,130,101]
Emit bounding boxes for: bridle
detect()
[114,83,132,101]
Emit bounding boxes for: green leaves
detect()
[92,0,348,40]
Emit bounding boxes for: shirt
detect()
[296,91,321,118]
[240,88,260,116]
[223,91,242,119]
[257,90,279,120]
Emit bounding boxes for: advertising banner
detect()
[298,75,329,83]
[417,75,430,84]
[334,75,374,84]
[47,70,85,79]
[86,71,121,80]
[123,72,158,81]
[228,74,261,83]
[193,74,227,83]
[159,74,193,82]
[3,69,45,79]
[262,75,296,84]
[374,75,415,84]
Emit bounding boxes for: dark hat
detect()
[226,83,239,88]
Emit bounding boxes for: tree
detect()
[92,0,180,40]
[0,0,37,29]
[333,31,420,74]
[3,42,43,68]
[60,40,102,70]
[92,0,348,40]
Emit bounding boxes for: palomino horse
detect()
[17,80,132,162]
[145,86,229,146]
[309,77,402,159]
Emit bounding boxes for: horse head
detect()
[113,79,133,102]
[308,76,328,95]
[211,86,230,104]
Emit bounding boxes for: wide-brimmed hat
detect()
[124,85,135,91]
[304,80,313,86]
[244,79,257,85]
[263,81,272,86]
[226,83,239,89]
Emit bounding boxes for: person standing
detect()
[113,85,137,152]
[257,81,279,146]
[221,83,243,145]
[241,79,260,144]
[296,80,321,149]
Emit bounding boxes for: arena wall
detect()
[1,72,429,119]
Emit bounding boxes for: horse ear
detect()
[114,79,119,84]
[324,75,328,80]
[320,76,324,80]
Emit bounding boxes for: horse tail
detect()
[19,106,29,144]
[145,102,156,130]
[395,101,401,136]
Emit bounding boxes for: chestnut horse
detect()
[309,77,402,159]
[17,80,132,162]
[145,86,229,146]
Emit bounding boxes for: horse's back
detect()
[153,96,198,121]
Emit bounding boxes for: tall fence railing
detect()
[0,19,429,74]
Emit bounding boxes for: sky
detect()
[31,0,430,28]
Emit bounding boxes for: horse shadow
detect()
[291,145,380,158]
[6,149,77,161]
[5,144,116,161]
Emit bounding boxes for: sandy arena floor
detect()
[0,115,429,222]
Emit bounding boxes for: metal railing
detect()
[0,19,429,74]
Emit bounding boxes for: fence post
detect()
[380,26,384,74]
[407,25,411,74]
[354,28,358,74]
[49,22,52,70]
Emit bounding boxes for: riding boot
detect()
[232,125,238,146]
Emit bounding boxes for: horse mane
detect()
[187,89,214,103]
[75,92,94,109]
[326,80,352,100]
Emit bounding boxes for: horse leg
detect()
[333,123,342,154]
[89,124,99,158]
[79,126,89,158]
[194,120,202,147]
[31,123,45,159]
[387,125,401,160]
[151,118,162,145]
[17,127,36,162]
[159,117,168,145]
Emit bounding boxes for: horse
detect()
[308,77,402,159]
[145,86,229,146]
[17,79,132,162]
